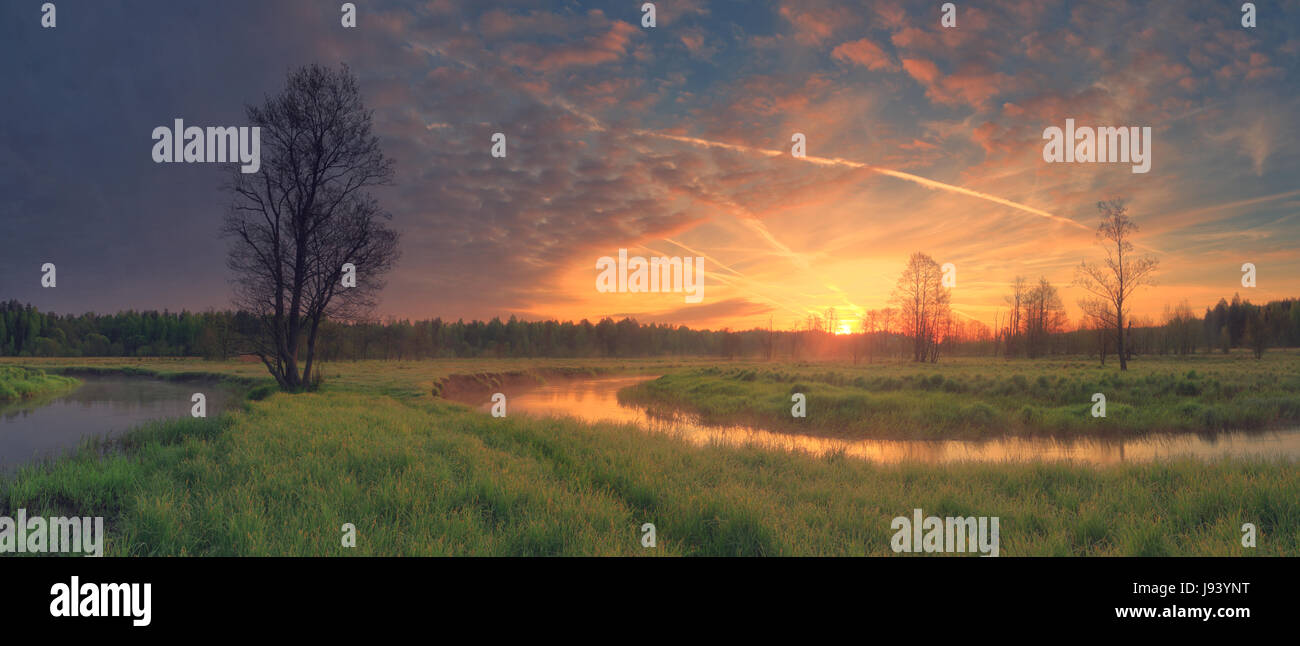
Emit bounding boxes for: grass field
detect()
[0,355,1296,556]
[0,365,80,403]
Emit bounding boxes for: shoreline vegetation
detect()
[617,353,1300,440]
[1,356,1296,556]
[0,366,80,403]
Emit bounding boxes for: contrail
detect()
[637,244,808,318]
[696,195,867,315]
[416,47,1092,325]
[415,43,1077,232]
[1169,188,1300,221]
[662,238,746,277]
[639,132,1091,231]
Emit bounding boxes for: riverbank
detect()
[1,357,1295,556]
[618,353,1300,440]
[0,366,80,402]
[2,389,1294,555]
[0,372,249,471]
[432,365,636,400]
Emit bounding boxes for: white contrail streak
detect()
[418,44,1079,232]
[662,238,746,277]
[639,132,1091,231]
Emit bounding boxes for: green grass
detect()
[617,352,1300,440]
[1,355,1296,555]
[0,365,80,402]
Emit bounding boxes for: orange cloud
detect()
[504,20,637,71]
[832,38,897,71]
[901,57,940,85]
[778,3,860,45]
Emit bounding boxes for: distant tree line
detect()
[0,301,227,358]
[0,301,759,359]
[2,295,1296,361]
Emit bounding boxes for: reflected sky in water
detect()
[0,376,239,469]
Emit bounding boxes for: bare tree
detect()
[764,315,775,361]
[891,252,951,362]
[1073,199,1158,371]
[1162,300,1198,355]
[860,310,879,364]
[805,313,822,333]
[1078,298,1115,366]
[879,307,895,361]
[1023,277,1067,358]
[223,64,400,390]
[1003,276,1026,357]
[992,309,1002,356]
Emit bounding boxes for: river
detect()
[0,375,240,470]
[460,374,1300,464]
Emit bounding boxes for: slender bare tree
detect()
[764,315,775,361]
[1003,276,1026,357]
[879,307,895,361]
[891,252,950,363]
[1073,199,1158,371]
[223,64,400,390]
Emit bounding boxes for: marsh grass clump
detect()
[0,366,80,402]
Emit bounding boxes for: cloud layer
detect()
[2,0,1298,332]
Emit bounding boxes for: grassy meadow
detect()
[0,354,1296,556]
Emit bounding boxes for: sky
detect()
[2,0,1298,333]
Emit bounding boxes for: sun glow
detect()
[835,321,856,335]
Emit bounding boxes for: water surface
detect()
[0,375,239,470]
[462,375,1300,465]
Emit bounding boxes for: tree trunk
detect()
[301,314,322,388]
[1116,308,1128,371]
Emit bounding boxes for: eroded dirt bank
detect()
[434,367,616,402]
